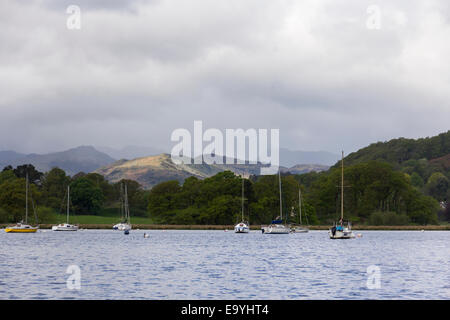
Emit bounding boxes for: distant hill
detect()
[0,151,25,163]
[280,164,329,175]
[280,148,339,167]
[95,153,328,189]
[97,146,339,167]
[96,145,165,160]
[0,146,116,176]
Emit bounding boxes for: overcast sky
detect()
[1,0,449,155]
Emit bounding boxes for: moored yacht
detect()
[262,220,290,234]
[291,189,309,233]
[262,170,290,234]
[52,185,78,231]
[5,172,38,233]
[329,151,355,239]
[234,178,249,233]
[113,183,131,232]
[5,222,39,233]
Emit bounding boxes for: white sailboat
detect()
[52,185,78,231]
[262,170,290,234]
[5,172,39,233]
[234,178,249,233]
[113,183,131,232]
[329,151,355,239]
[291,189,309,233]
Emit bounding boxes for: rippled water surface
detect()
[0,229,449,299]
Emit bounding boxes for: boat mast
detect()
[341,150,344,221]
[120,183,124,222]
[279,170,283,220]
[67,185,70,224]
[124,184,130,224]
[241,178,244,221]
[25,171,28,224]
[299,189,302,225]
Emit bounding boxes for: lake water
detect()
[0,229,449,299]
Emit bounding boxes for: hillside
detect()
[342,131,450,166]
[0,146,116,176]
[0,151,25,163]
[95,154,328,189]
[334,130,450,204]
[96,145,339,167]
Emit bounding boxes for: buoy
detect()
[124,230,130,235]
[144,233,149,238]
[357,233,362,238]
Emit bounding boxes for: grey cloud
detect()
[0,0,449,155]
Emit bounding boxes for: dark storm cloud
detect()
[0,0,449,154]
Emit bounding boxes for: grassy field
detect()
[41,212,155,225]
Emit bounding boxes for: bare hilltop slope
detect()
[95,153,328,189]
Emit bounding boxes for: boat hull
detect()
[113,223,131,231]
[52,224,78,231]
[5,227,38,233]
[292,228,309,233]
[234,222,249,233]
[329,229,355,239]
[291,226,309,233]
[262,225,290,234]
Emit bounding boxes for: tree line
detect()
[0,161,446,225]
[0,165,149,223]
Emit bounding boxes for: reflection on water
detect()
[0,230,449,299]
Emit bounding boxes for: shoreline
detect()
[1,224,449,230]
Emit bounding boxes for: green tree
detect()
[0,169,16,185]
[148,180,182,221]
[204,195,241,224]
[425,172,449,201]
[13,164,43,185]
[0,177,41,223]
[41,167,71,210]
[70,177,104,214]
[410,172,424,189]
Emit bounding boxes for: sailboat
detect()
[234,177,249,233]
[291,189,309,233]
[52,185,78,231]
[5,172,39,233]
[329,151,355,239]
[261,170,290,234]
[113,183,131,232]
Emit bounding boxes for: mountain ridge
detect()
[94,153,329,189]
[0,146,116,176]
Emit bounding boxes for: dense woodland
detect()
[0,165,150,224]
[341,131,450,204]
